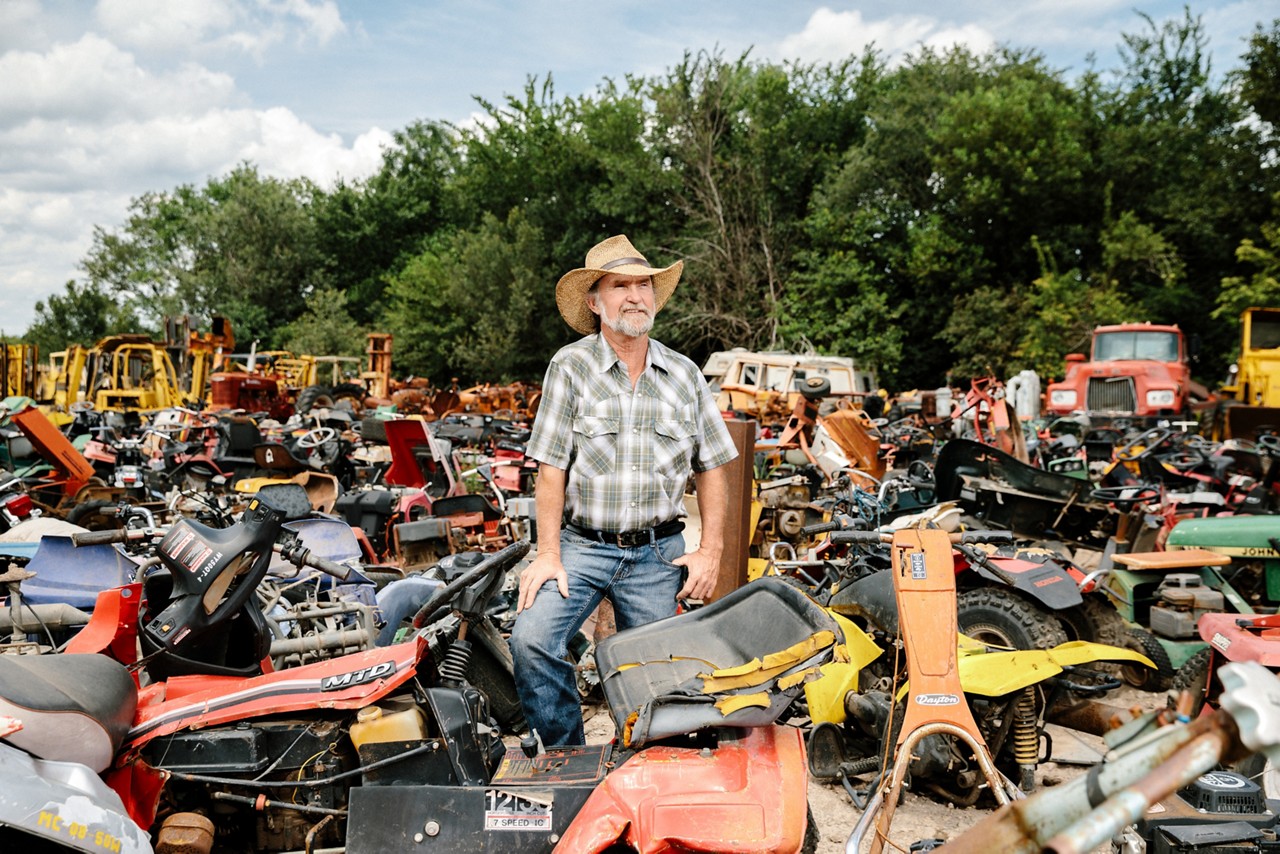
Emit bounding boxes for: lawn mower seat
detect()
[595,577,840,748]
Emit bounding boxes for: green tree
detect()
[80,165,326,347]
[384,210,560,382]
[1214,195,1280,320]
[23,280,140,354]
[315,121,462,322]
[278,286,369,357]
[1239,19,1280,127]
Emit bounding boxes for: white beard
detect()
[599,300,654,338]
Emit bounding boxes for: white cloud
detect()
[94,0,239,52]
[777,8,997,65]
[0,35,240,128]
[94,0,347,59]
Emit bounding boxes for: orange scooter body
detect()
[554,725,809,854]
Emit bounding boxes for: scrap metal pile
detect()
[3,321,1280,853]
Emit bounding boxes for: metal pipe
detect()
[0,602,91,631]
[269,627,374,657]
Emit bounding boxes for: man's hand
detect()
[517,552,569,613]
[674,547,721,601]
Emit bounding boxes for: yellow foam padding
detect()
[697,631,836,693]
[233,475,291,494]
[715,693,772,715]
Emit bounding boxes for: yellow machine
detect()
[41,335,196,415]
[1219,306,1280,440]
[1,343,38,399]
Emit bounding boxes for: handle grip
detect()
[71,529,131,547]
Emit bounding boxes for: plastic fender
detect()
[956,640,1156,697]
[971,556,1085,611]
[1198,612,1280,667]
[553,726,808,854]
[124,637,427,749]
[804,612,883,724]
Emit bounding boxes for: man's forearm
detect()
[692,464,729,556]
[534,463,567,557]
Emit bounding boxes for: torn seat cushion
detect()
[595,577,839,748]
[0,653,137,772]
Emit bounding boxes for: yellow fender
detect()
[804,612,884,724]
[955,639,1156,698]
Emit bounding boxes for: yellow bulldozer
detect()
[1218,307,1280,440]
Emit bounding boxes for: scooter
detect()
[7,485,838,853]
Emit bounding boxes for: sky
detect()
[1,0,1272,335]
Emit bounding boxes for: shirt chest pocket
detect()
[572,415,620,478]
[653,418,697,475]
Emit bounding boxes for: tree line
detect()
[21,10,1280,393]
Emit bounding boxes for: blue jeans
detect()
[509,528,685,746]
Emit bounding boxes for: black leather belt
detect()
[565,519,685,548]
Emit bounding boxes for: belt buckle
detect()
[617,529,645,548]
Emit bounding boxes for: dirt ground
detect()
[580,685,1168,853]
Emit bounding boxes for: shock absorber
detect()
[1012,686,1039,792]
[438,638,473,686]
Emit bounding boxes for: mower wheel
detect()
[1119,627,1174,692]
[957,588,1069,650]
[1057,595,1128,647]
[295,384,334,416]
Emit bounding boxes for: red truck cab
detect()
[1045,323,1202,420]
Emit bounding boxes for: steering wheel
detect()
[295,427,339,449]
[411,540,532,628]
[1090,485,1161,508]
[70,400,95,414]
[1113,427,1173,462]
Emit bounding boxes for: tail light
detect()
[1,492,33,519]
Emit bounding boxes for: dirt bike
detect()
[801,526,1152,817]
[5,485,838,852]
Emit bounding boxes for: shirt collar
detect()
[590,332,671,376]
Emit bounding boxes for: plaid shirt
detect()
[527,334,738,533]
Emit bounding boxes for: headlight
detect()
[1146,389,1176,407]
[1049,390,1077,407]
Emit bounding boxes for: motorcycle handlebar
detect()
[71,529,136,547]
[828,529,1015,546]
[305,553,354,581]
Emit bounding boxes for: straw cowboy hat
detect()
[555,235,683,336]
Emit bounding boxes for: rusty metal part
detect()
[939,707,1243,854]
[1043,697,1140,736]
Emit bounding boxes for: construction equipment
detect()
[1,344,38,400]
[1218,307,1280,440]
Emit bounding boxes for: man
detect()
[509,234,738,747]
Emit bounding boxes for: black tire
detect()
[957,588,1069,650]
[64,498,120,531]
[1119,627,1175,692]
[1056,595,1129,647]
[467,635,527,735]
[1170,646,1210,713]
[801,803,819,854]
[330,382,368,412]
[295,384,334,416]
